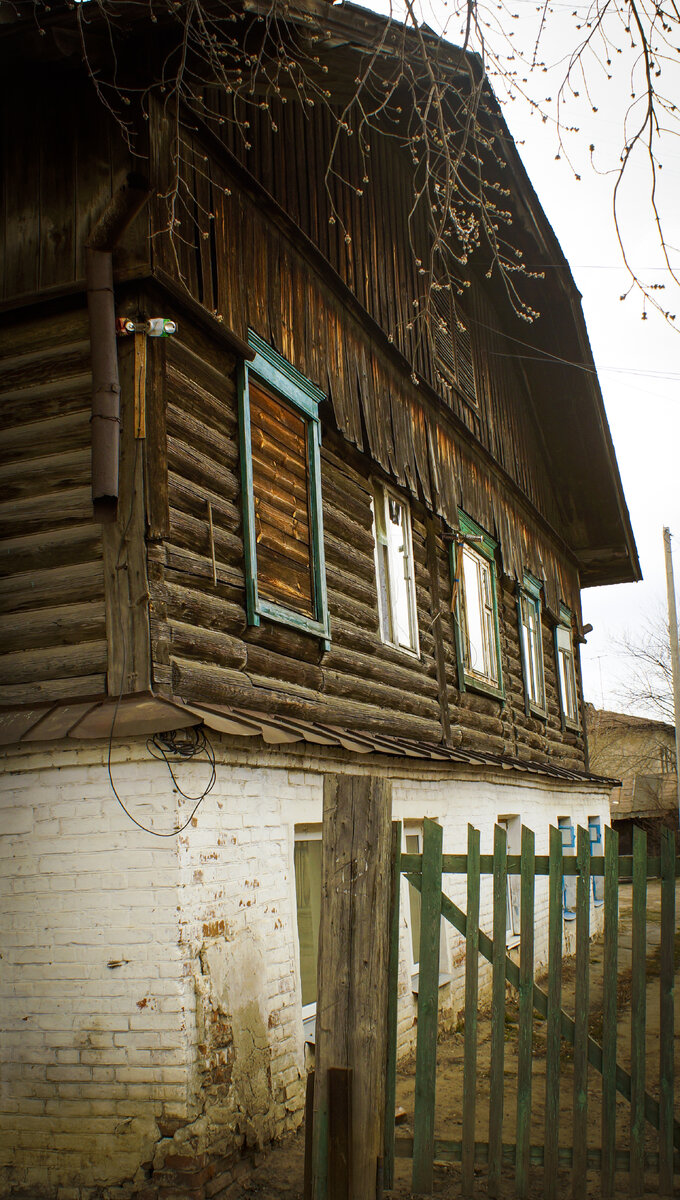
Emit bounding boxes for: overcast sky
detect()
[365,0,680,716]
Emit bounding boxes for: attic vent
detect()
[431,288,477,408]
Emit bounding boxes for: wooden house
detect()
[0,3,639,1196]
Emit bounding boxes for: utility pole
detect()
[662,527,680,826]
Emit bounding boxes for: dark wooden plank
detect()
[572,824,591,1197]
[3,85,40,298]
[101,338,151,697]
[461,823,481,1196]
[303,1069,315,1200]
[313,774,393,1200]
[328,1067,353,1200]
[601,823,619,1198]
[516,824,535,1198]
[145,338,170,538]
[39,82,76,290]
[488,822,508,1198]
[658,826,675,1196]
[630,825,647,1197]
[383,822,402,1191]
[412,818,443,1196]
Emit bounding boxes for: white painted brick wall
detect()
[1,735,611,1197]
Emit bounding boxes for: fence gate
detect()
[384,818,679,1197]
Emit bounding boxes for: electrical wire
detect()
[105,440,217,837]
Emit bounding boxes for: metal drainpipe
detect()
[86,172,151,522]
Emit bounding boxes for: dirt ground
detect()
[242,882,679,1199]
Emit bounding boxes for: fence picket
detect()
[383,821,402,1190]
[572,825,591,1197]
[601,823,619,1197]
[630,826,647,1196]
[544,825,563,1200]
[462,824,481,1197]
[412,818,443,1196]
[516,824,535,1197]
[488,823,508,1198]
[659,826,675,1197]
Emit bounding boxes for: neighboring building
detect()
[586,705,679,854]
[0,4,639,1197]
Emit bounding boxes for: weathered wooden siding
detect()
[0,308,107,704]
[153,100,565,537]
[144,305,585,767]
[147,110,578,621]
[0,72,148,305]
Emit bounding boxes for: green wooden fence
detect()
[384,819,679,1197]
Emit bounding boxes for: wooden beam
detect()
[313,773,393,1200]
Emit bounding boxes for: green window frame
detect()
[555,603,579,731]
[239,331,330,647]
[517,571,546,716]
[450,511,504,700]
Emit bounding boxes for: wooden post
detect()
[312,774,393,1200]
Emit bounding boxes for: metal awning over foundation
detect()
[0,692,617,787]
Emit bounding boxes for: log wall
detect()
[147,106,579,620]
[144,303,586,768]
[0,308,107,705]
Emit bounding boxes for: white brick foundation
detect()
[0,735,611,1197]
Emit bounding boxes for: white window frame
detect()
[498,815,521,944]
[555,606,579,730]
[293,827,322,1022]
[371,483,420,656]
[518,576,546,716]
[452,513,504,699]
[403,823,451,993]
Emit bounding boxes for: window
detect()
[239,332,330,646]
[405,827,423,975]
[451,512,503,698]
[558,816,577,920]
[518,574,546,715]
[588,816,604,905]
[555,605,579,729]
[431,286,477,408]
[372,484,419,654]
[293,830,322,1018]
[404,823,450,992]
[498,816,521,941]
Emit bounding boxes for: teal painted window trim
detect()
[450,511,504,701]
[555,604,579,732]
[517,572,547,717]
[239,334,330,649]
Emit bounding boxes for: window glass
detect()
[519,590,545,711]
[372,485,419,653]
[460,545,499,687]
[294,836,322,1011]
[556,620,578,725]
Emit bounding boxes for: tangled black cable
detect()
[107,724,217,837]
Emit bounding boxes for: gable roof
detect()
[0,0,640,588]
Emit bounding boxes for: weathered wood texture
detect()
[0,72,149,303]
[145,305,586,767]
[312,773,393,1200]
[0,308,107,705]
[147,103,581,621]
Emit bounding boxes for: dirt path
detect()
[243,882,679,1199]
